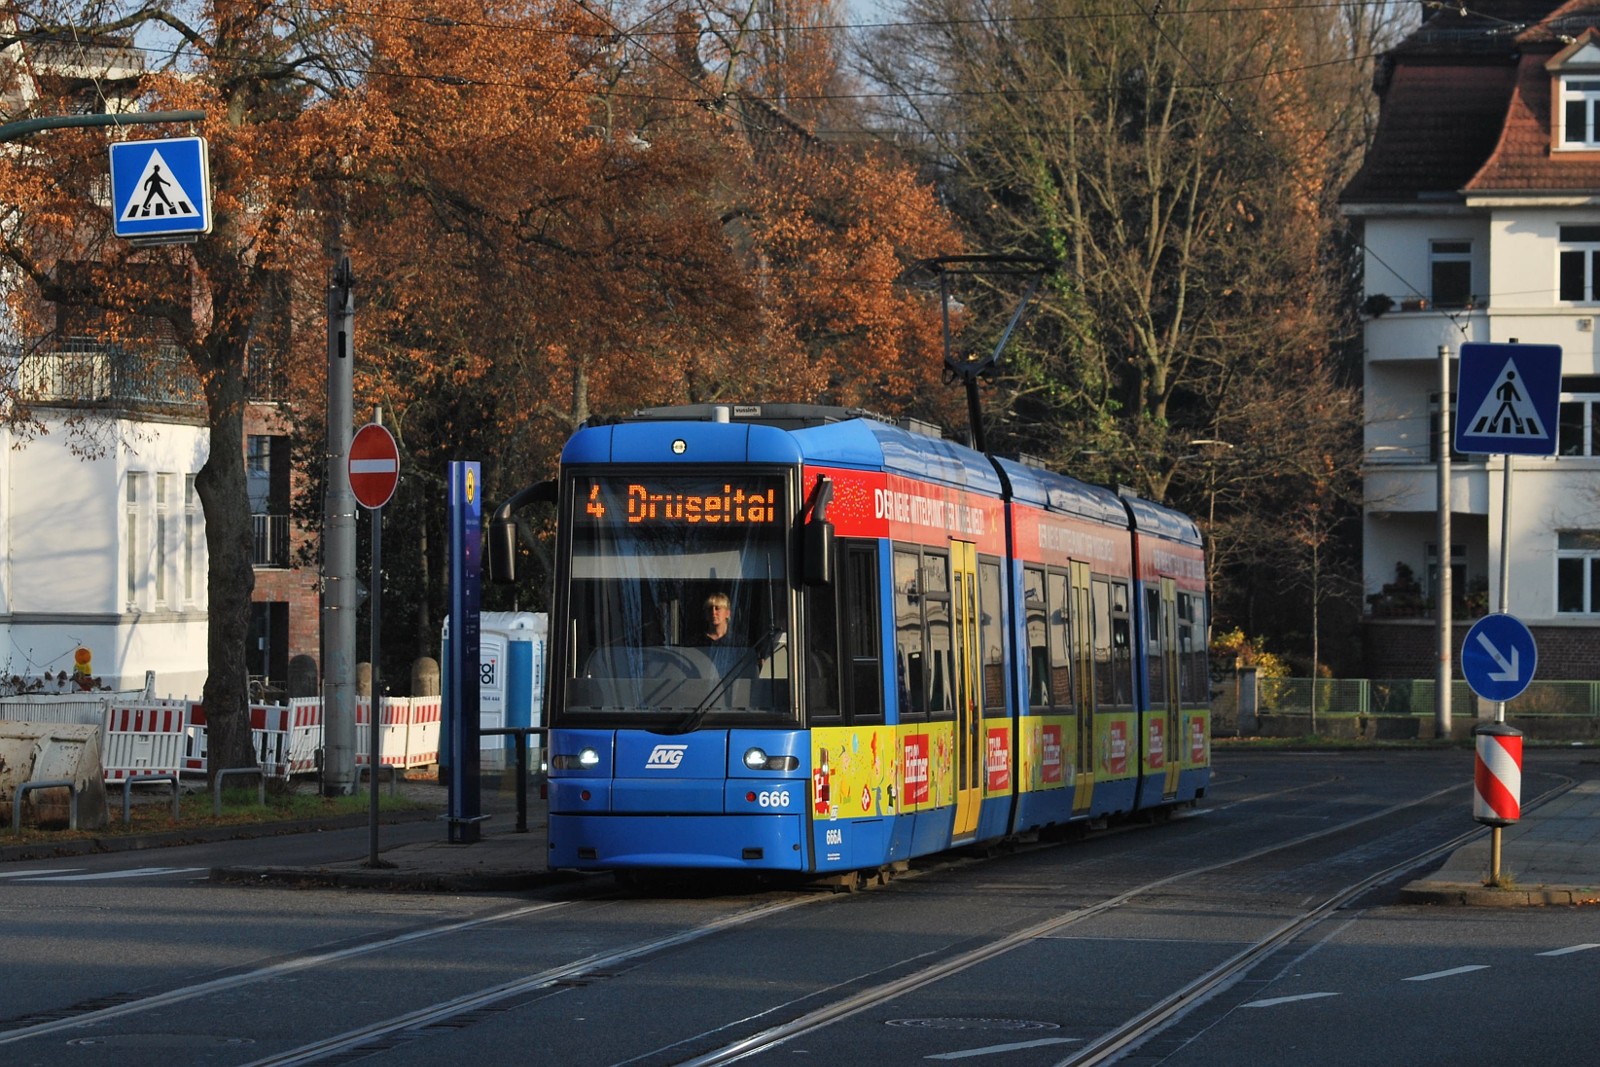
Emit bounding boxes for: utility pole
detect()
[323,253,357,795]
[1437,344,1452,738]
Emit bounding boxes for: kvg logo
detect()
[646,744,688,769]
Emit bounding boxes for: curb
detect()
[209,863,565,893]
[0,809,440,864]
[1398,879,1600,907]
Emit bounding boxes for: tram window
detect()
[1111,580,1133,706]
[844,542,884,723]
[894,548,927,719]
[804,577,841,724]
[1178,592,1209,704]
[923,550,955,719]
[1146,586,1166,705]
[561,475,795,724]
[1024,567,1050,707]
[979,559,1004,712]
[1047,570,1071,710]
[1091,581,1108,707]
[1092,578,1134,708]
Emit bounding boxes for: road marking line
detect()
[17,867,206,882]
[1538,944,1600,957]
[1404,965,1489,982]
[0,869,81,879]
[927,1037,1081,1060]
[1241,992,1341,1008]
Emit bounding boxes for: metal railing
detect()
[16,337,202,411]
[1247,677,1600,718]
[252,513,291,567]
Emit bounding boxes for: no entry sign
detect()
[348,422,399,509]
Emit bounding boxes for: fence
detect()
[1,694,445,781]
[1217,676,1600,741]
[184,696,443,778]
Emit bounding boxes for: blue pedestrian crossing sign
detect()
[1454,342,1561,456]
[108,136,211,241]
[1461,613,1537,703]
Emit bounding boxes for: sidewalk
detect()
[211,812,560,892]
[211,780,564,893]
[1397,777,1600,906]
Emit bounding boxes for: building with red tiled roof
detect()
[1345,0,1600,684]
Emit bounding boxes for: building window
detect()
[1558,376,1600,456]
[247,433,290,567]
[155,474,172,606]
[1428,392,1464,462]
[1558,225,1600,301]
[1557,530,1600,613]
[1561,78,1600,146]
[1430,240,1473,308]
[184,474,201,604]
[125,473,145,610]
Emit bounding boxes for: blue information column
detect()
[446,462,484,843]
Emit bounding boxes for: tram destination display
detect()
[577,475,783,526]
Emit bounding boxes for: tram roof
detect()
[791,417,1004,496]
[991,456,1128,528]
[1122,494,1203,547]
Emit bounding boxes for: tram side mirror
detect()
[487,479,557,585]
[803,519,834,586]
[802,476,834,586]
[488,518,519,584]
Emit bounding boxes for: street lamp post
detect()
[1187,439,1234,591]
[0,109,205,143]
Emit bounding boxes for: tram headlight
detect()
[743,747,799,771]
[552,747,601,770]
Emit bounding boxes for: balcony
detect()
[1363,303,1488,362]
[17,338,203,413]
[253,513,291,568]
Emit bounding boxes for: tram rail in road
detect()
[1,755,1565,1067]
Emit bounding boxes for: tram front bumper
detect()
[548,810,806,870]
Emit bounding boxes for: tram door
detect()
[1160,578,1182,800]
[951,541,983,839]
[1069,562,1095,814]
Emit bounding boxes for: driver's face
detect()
[706,602,730,635]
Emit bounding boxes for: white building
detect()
[1344,2,1600,678]
[0,380,209,695]
[0,30,210,695]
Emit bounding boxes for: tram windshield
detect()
[559,473,794,726]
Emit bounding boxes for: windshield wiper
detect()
[650,626,785,736]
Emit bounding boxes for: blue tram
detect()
[507,404,1209,876]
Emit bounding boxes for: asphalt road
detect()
[2,748,1594,1067]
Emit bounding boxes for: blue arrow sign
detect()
[1454,342,1561,456]
[1461,613,1537,702]
[108,136,211,240]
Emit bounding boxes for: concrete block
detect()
[0,722,108,829]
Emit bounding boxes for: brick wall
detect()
[253,568,320,663]
[246,400,320,669]
[1364,618,1600,680]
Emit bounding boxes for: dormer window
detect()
[1564,78,1600,146]
[1549,32,1600,150]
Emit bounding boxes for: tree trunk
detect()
[195,344,257,780]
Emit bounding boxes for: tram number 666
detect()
[754,789,791,808]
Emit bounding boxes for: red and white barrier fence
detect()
[102,702,189,783]
[160,696,445,779]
